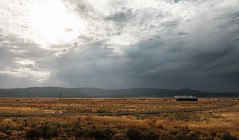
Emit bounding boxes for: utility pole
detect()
[59,91,62,101]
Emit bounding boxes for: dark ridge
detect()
[0,87,238,98]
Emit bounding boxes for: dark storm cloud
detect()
[120,37,239,91]
[42,0,239,92]
[47,42,128,88]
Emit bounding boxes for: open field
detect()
[0,98,238,139]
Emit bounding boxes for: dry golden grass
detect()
[0,107,54,113]
[0,98,235,113]
[0,98,238,139]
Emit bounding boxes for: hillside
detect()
[0,87,238,98]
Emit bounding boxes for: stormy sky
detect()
[0,0,239,92]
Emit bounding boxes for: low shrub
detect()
[26,122,58,139]
[173,130,198,140]
[87,127,116,140]
[126,128,143,140]
[220,132,237,140]
[126,128,159,140]
[145,130,159,140]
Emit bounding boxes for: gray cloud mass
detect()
[0,0,239,92]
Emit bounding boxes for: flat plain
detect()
[0,98,238,139]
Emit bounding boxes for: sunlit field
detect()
[0,98,238,139]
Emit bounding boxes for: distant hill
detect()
[0,87,238,98]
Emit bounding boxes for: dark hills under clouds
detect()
[0,87,238,98]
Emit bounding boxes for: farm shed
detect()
[174,96,198,101]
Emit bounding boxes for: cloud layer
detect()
[0,0,239,91]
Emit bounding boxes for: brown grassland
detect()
[0,98,238,139]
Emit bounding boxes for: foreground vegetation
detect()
[0,98,238,139]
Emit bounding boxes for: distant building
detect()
[174,96,198,101]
